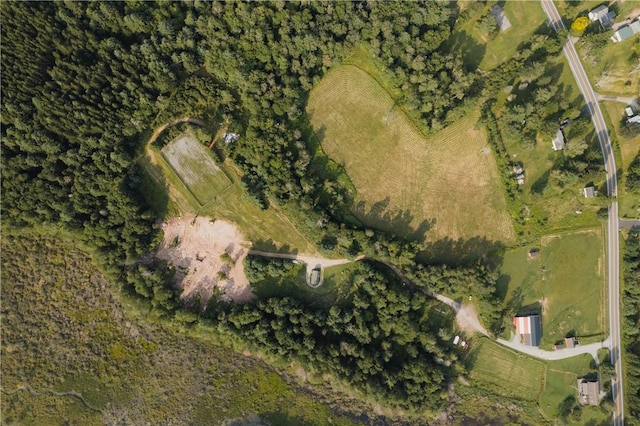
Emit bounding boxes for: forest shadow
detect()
[132,160,170,221]
[416,236,505,267]
[443,30,486,72]
[251,239,299,255]
[354,198,434,242]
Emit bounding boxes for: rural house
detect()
[577,378,601,406]
[588,5,615,28]
[513,314,541,346]
[611,19,640,42]
[583,186,596,198]
[552,129,565,151]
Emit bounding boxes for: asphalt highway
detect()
[540,1,624,423]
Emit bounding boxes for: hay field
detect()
[307,65,515,243]
[470,339,545,401]
[161,135,231,205]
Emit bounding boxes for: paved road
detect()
[540,2,623,424]
[497,337,610,363]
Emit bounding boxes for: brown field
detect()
[307,65,515,244]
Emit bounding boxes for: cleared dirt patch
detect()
[157,216,254,306]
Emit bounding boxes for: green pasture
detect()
[499,229,605,347]
[307,64,514,245]
[468,339,545,401]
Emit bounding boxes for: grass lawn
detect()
[495,54,605,235]
[540,355,610,424]
[452,1,548,71]
[466,339,608,424]
[468,339,545,401]
[142,138,318,254]
[601,101,640,218]
[307,64,515,245]
[161,134,231,205]
[250,260,361,309]
[499,228,606,347]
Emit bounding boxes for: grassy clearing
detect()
[250,260,360,309]
[499,228,605,347]
[0,231,358,426]
[452,1,548,71]
[540,355,609,424]
[601,100,640,218]
[307,64,514,245]
[602,101,640,171]
[468,339,545,401]
[161,134,231,205]
[142,139,317,254]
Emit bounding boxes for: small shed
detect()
[552,130,565,151]
[583,186,596,198]
[565,336,578,349]
[528,249,540,259]
[626,107,635,117]
[310,268,321,287]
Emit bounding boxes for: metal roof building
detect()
[513,315,542,346]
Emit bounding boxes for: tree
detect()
[570,16,590,36]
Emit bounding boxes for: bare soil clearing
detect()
[157,216,254,305]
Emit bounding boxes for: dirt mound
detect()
[157,216,254,307]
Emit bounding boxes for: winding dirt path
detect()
[1,385,103,413]
[248,251,490,336]
[148,117,207,145]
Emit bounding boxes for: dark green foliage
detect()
[244,256,296,283]
[622,231,640,422]
[223,261,456,410]
[626,151,640,192]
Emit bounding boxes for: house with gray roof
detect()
[611,19,640,42]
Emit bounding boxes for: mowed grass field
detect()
[161,135,231,205]
[467,340,608,424]
[499,229,605,347]
[307,65,515,244]
[469,339,545,401]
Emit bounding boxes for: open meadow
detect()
[307,65,515,245]
[468,339,545,401]
[498,228,605,347]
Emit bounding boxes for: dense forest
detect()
[623,230,640,423]
[0,1,537,415]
